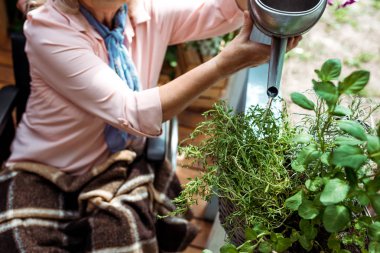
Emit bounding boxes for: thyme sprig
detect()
[172,100,300,231]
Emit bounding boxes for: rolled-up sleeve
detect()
[24,14,162,137]
[152,0,244,45]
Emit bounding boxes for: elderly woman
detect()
[2,0,301,252]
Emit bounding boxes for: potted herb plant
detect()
[171,59,380,252]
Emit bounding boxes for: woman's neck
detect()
[79,0,126,28]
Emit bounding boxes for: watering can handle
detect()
[267,37,288,98]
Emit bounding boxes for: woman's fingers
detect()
[287,35,303,51]
[237,11,254,41]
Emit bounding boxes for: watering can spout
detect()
[267,37,287,98]
[249,0,327,99]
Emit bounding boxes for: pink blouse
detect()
[7,0,243,175]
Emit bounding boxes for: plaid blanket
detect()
[0,150,198,252]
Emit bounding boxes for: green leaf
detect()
[355,190,370,206]
[290,229,300,243]
[357,216,372,228]
[366,176,380,193]
[292,134,313,144]
[304,225,318,240]
[305,177,324,192]
[220,243,238,253]
[290,92,315,110]
[291,160,305,172]
[298,200,320,220]
[299,234,313,251]
[320,179,350,205]
[245,227,257,241]
[338,70,370,94]
[332,105,352,116]
[317,59,342,81]
[327,234,341,251]
[274,237,292,252]
[369,222,380,241]
[335,136,364,146]
[369,241,380,253]
[253,224,268,236]
[258,241,272,253]
[338,120,367,141]
[330,145,367,170]
[203,250,213,253]
[299,219,310,233]
[239,241,254,252]
[292,144,322,172]
[369,194,380,216]
[313,80,339,108]
[323,205,351,233]
[321,152,331,166]
[285,190,304,211]
[367,135,380,165]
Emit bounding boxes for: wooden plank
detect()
[190,218,213,249]
[0,64,15,84]
[176,165,202,185]
[187,97,218,112]
[201,86,222,99]
[179,126,207,147]
[157,74,171,86]
[183,246,203,253]
[176,44,202,74]
[0,49,13,66]
[0,0,10,50]
[178,126,193,144]
[178,110,204,129]
[212,78,228,89]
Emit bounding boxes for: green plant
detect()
[344,52,375,68]
[282,59,380,252]
[172,100,298,232]
[172,59,380,252]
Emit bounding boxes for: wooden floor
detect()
[0,40,13,88]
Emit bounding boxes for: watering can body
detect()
[248,0,328,97]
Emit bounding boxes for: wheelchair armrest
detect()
[0,85,19,135]
[145,118,178,169]
[146,122,168,163]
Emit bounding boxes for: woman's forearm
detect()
[159,58,226,121]
[159,10,269,121]
[159,11,301,122]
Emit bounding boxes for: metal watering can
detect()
[248,0,328,98]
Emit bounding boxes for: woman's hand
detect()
[214,11,302,78]
[159,11,301,121]
[235,0,248,11]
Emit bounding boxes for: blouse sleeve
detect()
[151,0,244,45]
[24,13,162,138]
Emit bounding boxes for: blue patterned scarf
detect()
[80,4,141,153]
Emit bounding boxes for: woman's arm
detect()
[159,12,301,121]
[26,10,299,134]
